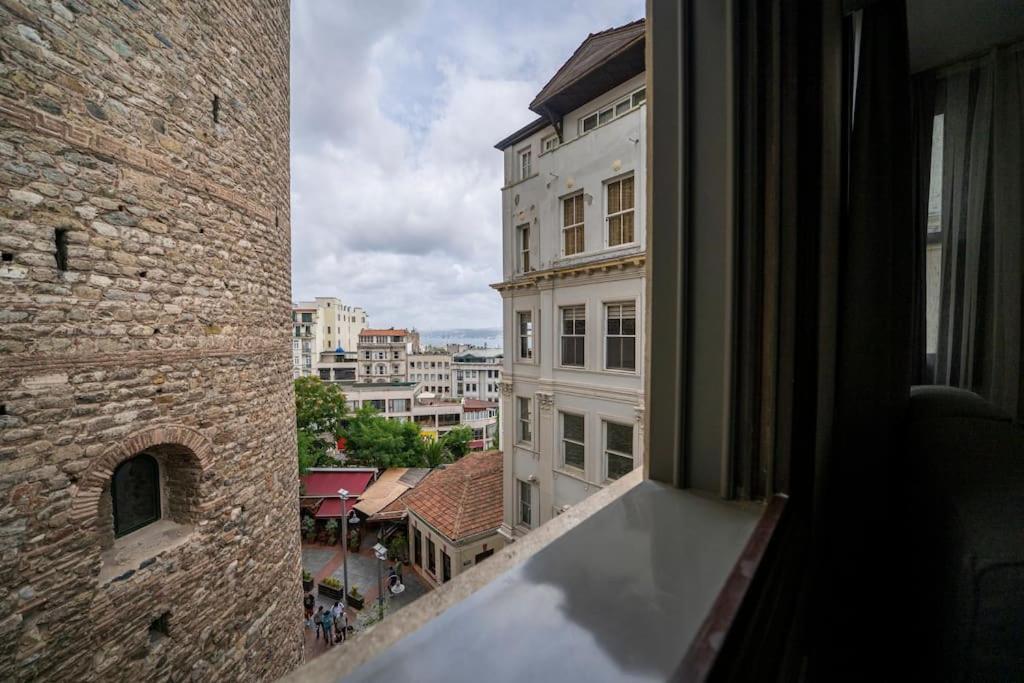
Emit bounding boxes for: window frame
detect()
[111,453,161,538]
[560,411,586,473]
[561,192,585,256]
[602,419,634,482]
[559,304,587,368]
[517,310,534,361]
[517,395,532,445]
[517,479,533,529]
[577,85,648,137]
[541,134,559,154]
[604,173,637,248]
[516,223,531,273]
[427,537,436,575]
[518,147,532,180]
[604,300,638,373]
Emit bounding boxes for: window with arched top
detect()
[111,453,161,537]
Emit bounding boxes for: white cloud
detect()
[290,0,644,330]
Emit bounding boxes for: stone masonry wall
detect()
[0,1,300,680]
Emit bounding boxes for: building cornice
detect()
[490,253,646,293]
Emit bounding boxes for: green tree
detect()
[343,406,425,468]
[490,407,500,450]
[294,376,348,438]
[440,425,473,460]
[297,428,333,474]
[422,438,452,468]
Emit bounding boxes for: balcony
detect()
[287,471,776,681]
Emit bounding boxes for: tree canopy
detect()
[342,406,427,468]
[439,425,473,460]
[294,377,348,474]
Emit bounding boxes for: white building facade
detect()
[408,352,453,396]
[292,297,369,378]
[492,20,646,539]
[453,349,503,402]
[356,329,414,384]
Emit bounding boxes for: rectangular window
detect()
[562,193,585,256]
[605,302,637,371]
[427,538,436,575]
[606,175,636,246]
[542,134,559,153]
[604,421,634,480]
[518,396,532,443]
[518,480,532,528]
[581,113,598,133]
[518,311,533,360]
[631,88,646,107]
[442,550,451,583]
[561,412,585,470]
[560,305,586,367]
[414,528,422,567]
[517,224,531,272]
[519,148,531,180]
[301,312,312,323]
[597,106,613,125]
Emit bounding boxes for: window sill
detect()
[553,466,590,486]
[99,519,195,584]
[287,472,780,683]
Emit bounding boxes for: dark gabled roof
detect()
[530,19,645,114]
[494,116,550,151]
[495,19,646,150]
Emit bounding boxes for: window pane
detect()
[607,422,633,454]
[598,108,612,124]
[623,337,636,370]
[622,315,636,336]
[561,336,574,365]
[607,316,621,335]
[609,215,622,246]
[622,176,635,210]
[615,99,630,116]
[607,452,633,480]
[563,413,584,441]
[608,337,622,368]
[564,197,573,226]
[608,181,621,214]
[622,211,634,243]
[564,441,585,469]
[631,89,646,106]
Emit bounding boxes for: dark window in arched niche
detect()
[112,453,161,537]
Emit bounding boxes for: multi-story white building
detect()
[316,349,358,384]
[356,328,414,384]
[342,382,464,441]
[453,349,503,402]
[408,351,453,396]
[492,20,646,538]
[292,297,369,378]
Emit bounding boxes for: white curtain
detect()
[933,45,1024,421]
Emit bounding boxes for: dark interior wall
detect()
[907,0,1024,72]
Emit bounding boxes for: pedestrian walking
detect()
[333,603,348,643]
[320,606,334,647]
[314,605,324,640]
[304,592,315,626]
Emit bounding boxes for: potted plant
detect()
[347,584,365,610]
[301,516,316,543]
[348,528,360,552]
[387,534,408,564]
[318,576,344,601]
[325,519,339,545]
[302,569,314,592]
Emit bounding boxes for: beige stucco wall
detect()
[406,512,506,587]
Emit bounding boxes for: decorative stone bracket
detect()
[536,392,555,412]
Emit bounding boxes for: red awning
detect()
[314,497,359,519]
[300,470,374,498]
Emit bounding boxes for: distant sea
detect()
[420,328,502,350]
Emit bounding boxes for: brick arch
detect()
[71,425,214,525]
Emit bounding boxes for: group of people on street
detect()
[304,592,349,647]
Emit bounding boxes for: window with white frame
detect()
[517,224,531,272]
[562,193,585,256]
[561,412,585,470]
[560,305,585,367]
[542,134,559,153]
[606,175,636,246]
[604,421,634,480]
[518,148,531,180]
[605,302,637,371]
[517,396,532,443]
[518,311,533,360]
[578,86,647,135]
[518,480,532,528]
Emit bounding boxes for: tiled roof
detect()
[463,399,497,410]
[379,451,503,542]
[359,328,410,337]
[530,19,645,112]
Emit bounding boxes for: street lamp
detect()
[338,488,350,602]
[373,542,388,621]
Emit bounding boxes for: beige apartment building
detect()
[408,351,453,396]
[292,296,368,378]
[492,21,646,538]
[356,328,414,383]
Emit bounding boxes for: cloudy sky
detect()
[290,0,644,331]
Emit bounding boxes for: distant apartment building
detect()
[463,399,499,450]
[357,328,414,383]
[492,20,646,538]
[409,351,454,396]
[343,382,464,441]
[292,296,369,378]
[453,349,503,402]
[317,349,358,384]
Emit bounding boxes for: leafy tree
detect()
[440,426,473,460]
[422,438,452,468]
[343,406,426,468]
[297,428,334,474]
[490,407,500,450]
[294,376,348,438]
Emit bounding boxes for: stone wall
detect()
[0,1,300,680]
